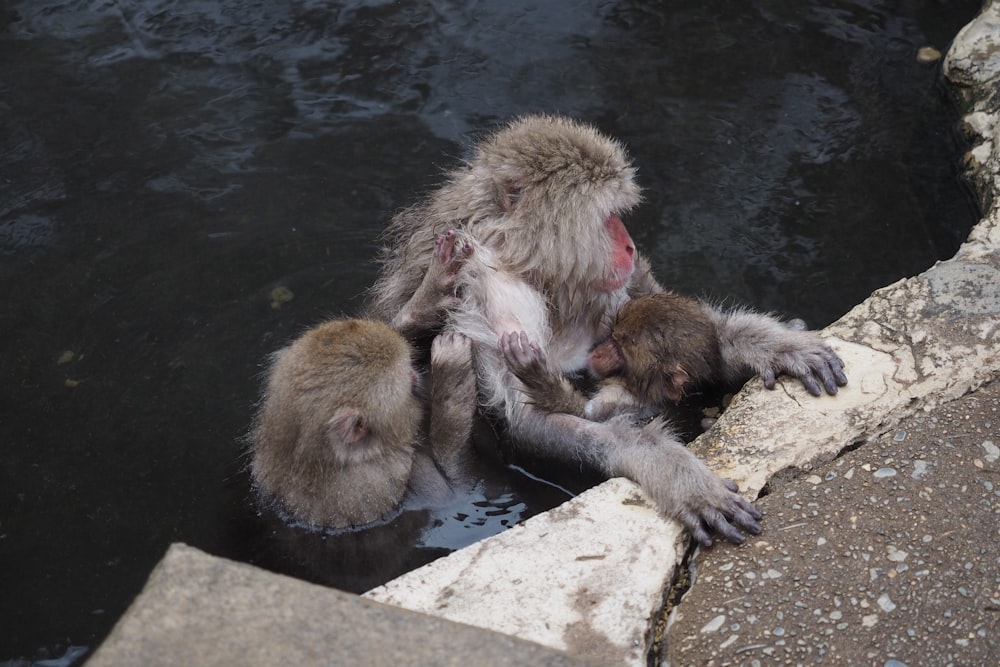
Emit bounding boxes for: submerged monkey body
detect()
[251,233,478,530]
[251,320,419,528]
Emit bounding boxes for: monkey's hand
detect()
[500,331,589,417]
[393,230,474,337]
[500,331,548,382]
[709,307,848,397]
[425,229,474,297]
[431,331,475,392]
[615,420,763,546]
[758,332,848,397]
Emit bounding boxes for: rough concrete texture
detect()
[88,543,593,667]
[663,382,1000,666]
[90,4,1000,666]
[365,478,684,666]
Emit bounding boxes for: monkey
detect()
[499,292,721,422]
[369,115,847,546]
[500,292,831,425]
[250,232,477,529]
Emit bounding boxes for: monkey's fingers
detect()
[499,331,533,370]
[678,509,716,547]
[435,230,474,275]
[725,500,763,535]
[700,507,750,546]
[518,331,545,364]
[432,231,452,263]
[733,494,763,521]
[720,481,764,520]
[822,347,849,388]
[797,372,824,397]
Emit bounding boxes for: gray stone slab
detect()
[88,543,593,667]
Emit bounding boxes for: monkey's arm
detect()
[702,304,848,396]
[508,405,762,547]
[428,331,477,480]
[501,332,644,422]
[500,331,589,416]
[392,230,473,340]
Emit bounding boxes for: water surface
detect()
[0,0,980,662]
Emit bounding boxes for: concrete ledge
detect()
[365,478,684,666]
[88,543,592,667]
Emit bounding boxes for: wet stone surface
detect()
[664,381,1000,666]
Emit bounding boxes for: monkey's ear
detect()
[329,407,369,445]
[663,366,690,403]
[499,179,523,213]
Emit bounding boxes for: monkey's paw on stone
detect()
[762,340,848,397]
[674,479,763,548]
[625,429,763,547]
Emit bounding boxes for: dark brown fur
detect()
[603,293,720,405]
[501,293,721,421]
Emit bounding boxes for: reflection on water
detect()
[0,0,981,661]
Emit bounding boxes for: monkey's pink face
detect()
[600,213,636,292]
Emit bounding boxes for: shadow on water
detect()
[0,0,981,662]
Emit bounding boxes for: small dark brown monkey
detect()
[501,292,721,421]
[371,115,846,546]
[250,232,476,529]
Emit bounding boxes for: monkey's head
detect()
[250,318,422,529]
[589,295,719,405]
[470,115,642,294]
[285,319,422,466]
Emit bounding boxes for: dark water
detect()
[0,0,980,662]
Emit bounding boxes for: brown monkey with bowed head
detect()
[370,115,846,546]
[501,292,834,424]
[501,292,720,421]
[250,233,476,529]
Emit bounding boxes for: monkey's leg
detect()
[428,331,477,480]
[580,381,643,422]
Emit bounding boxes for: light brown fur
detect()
[251,231,477,530]
[250,319,419,528]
